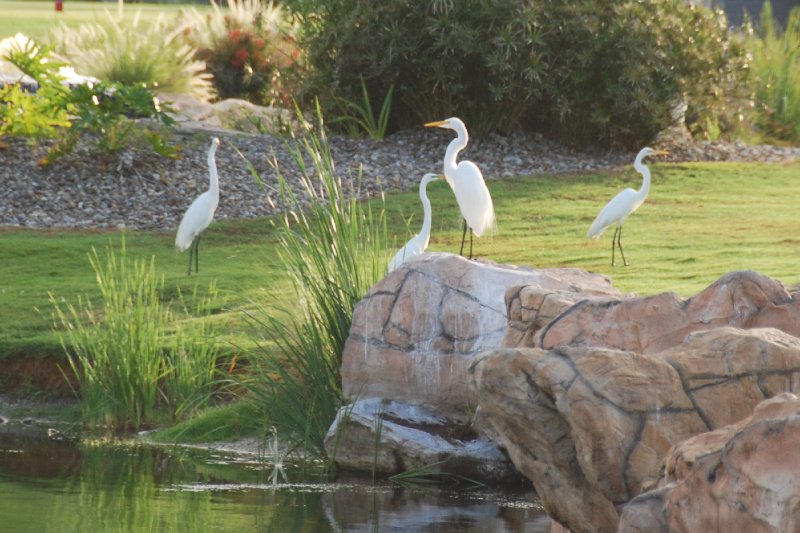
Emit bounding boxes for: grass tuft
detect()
[49,8,214,100]
[50,236,222,431]
[239,108,389,462]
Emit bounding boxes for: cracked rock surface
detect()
[619,392,800,533]
[331,252,620,480]
[341,252,620,421]
[470,271,800,533]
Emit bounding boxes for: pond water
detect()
[0,423,551,532]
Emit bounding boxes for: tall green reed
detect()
[51,238,221,431]
[52,240,165,430]
[240,109,389,461]
[163,284,222,423]
[750,2,800,142]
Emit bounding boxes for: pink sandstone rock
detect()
[534,270,800,353]
[619,393,800,533]
[470,327,800,533]
[342,252,620,421]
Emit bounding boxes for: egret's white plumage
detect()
[424,117,495,258]
[388,173,443,272]
[588,146,668,266]
[175,137,221,274]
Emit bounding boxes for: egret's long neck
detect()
[208,148,219,197]
[420,180,433,239]
[443,127,468,178]
[633,157,651,201]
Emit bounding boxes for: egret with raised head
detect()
[424,117,495,259]
[588,147,669,266]
[175,137,221,275]
[388,173,444,272]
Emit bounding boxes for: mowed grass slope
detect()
[0,1,209,41]
[1,160,798,362]
[475,160,800,293]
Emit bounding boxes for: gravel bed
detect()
[1,124,798,231]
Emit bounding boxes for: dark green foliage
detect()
[287,0,543,136]
[286,0,748,147]
[534,1,750,146]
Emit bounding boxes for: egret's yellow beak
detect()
[653,149,670,156]
[424,120,447,128]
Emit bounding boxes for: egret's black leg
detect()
[187,239,195,276]
[194,235,201,273]
[459,219,468,257]
[611,226,619,266]
[469,228,474,260]
[617,225,628,266]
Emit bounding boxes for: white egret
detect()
[424,117,495,259]
[175,137,221,275]
[588,146,669,266]
[388,173,444,272]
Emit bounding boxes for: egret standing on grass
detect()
[388,173,444,272]
[587,146,669,266]
[424,117,495,259]
[175,137,221,275]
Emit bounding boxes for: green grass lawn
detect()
[481,160,800,294]
[0,0,209,41]
[0,218,292,360]
[2,160,799,365]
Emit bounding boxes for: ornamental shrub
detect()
[287,0,749,148]
[286,0,544,136]
[184,0,298,105]
[531,0,751,147]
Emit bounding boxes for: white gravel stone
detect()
[0,123,798,230]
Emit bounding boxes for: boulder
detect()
[324,398,523,483]
[470,327,800,533]
[342,252,620,422]
[619,393,800,533]
[533,270,800,353]
[331,252,619,478]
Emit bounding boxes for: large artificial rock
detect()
[532,270,800,353]
[330,252,619,478]
[341,252,619,422]
[470,327,800,533]
[333,264,800,530]
[619,393,800,533]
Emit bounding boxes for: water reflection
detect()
[0,425,549,532]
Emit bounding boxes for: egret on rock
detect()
[588,146,669,266]
[175,137,221,275]
[388,173,444,272]
[424,117,495,259]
